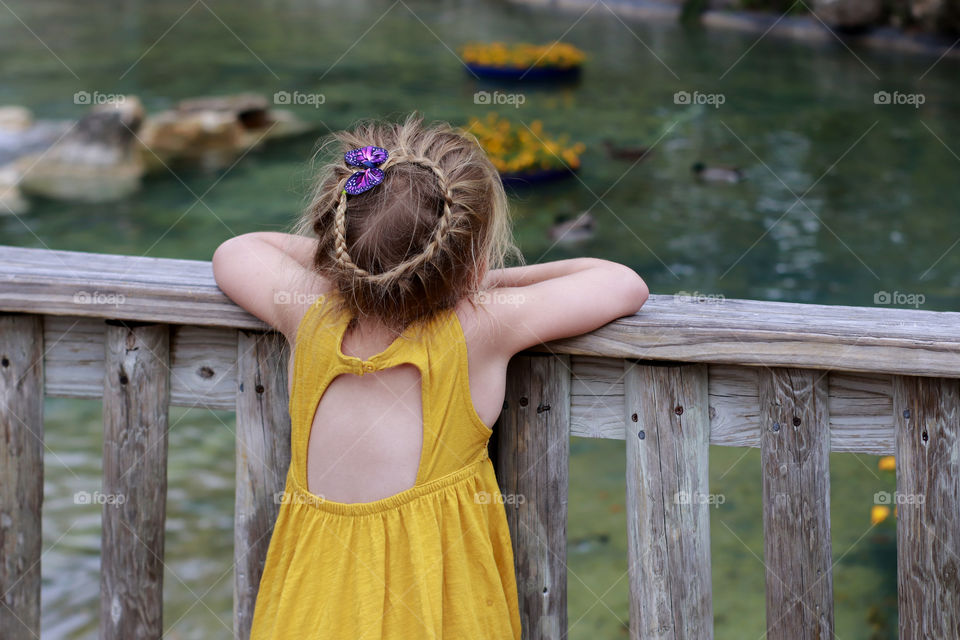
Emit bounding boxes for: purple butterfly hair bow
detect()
[343,146,389,195]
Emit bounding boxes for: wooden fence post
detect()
[759,368,833,639]
[0,314,44,638]
[624,362,713,639]
[495,354,571,640]
[893,375,960,639]
[234,331,292,639]
[100,321,170,640]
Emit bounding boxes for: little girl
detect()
[212,114,648,639]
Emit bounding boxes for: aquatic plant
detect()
[461,41,586,69]
[466,113,585,176]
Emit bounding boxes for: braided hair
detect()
[294,113,522,336]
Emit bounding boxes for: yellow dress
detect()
[249,294,523,640]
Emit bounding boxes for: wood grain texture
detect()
[624,363,713,639]
[43,315,238,409]
[234,330,292,640]
[494,354,570,640]
[37,320,900,453]
[5,245,960,376]
[537,296,960,378]
[893,376,960,640]
[567,356,894,454]
[759,368,834,639]
[100,322,170,640]
[0,314,44,638]
[0,245,265,330]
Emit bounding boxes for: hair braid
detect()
[333,153,456,283]
[292,113,523,335]
[332,178,365,274]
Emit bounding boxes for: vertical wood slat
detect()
[0,314,44,638]
[624,362,713,639]
[234,330,292,640]
[759,368,833,639]
[894,376,960,639]
[100,321,170,640]
[495,354,570,640]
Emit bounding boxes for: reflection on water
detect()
[3,0,946,637]
[43,400,236,639]
[3,0,958,311]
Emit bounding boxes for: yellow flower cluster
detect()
[461,41,586,69]
[466,113,586,175]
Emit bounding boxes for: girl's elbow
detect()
[626,276,649,314]
[212,236,248,281]
[606,264,648,314]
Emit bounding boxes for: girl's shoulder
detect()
[453,293,515,367]
[282,284,338,340]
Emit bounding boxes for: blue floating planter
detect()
[500,167,577,187]
[466,63,581,82]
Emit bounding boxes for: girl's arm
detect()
[247,232,318,270]
[479,258,649,356]
[481,258,615,289]
[212,232,324,341]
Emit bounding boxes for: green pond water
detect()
[3,0,952,637]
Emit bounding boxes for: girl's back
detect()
[298,294,502,504]
[213,114,647,639]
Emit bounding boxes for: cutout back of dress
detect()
[288,293,494,507]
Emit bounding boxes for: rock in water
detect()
[812,0,882,29]
[16,97,146,203]
[139,93,312,170]
[909,0,960,32]
[0,164,28,215]
[0,106,32,131]
[0,106,73,166]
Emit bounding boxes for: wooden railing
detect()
[1,244,958,639]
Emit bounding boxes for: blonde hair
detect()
[292,113,523,335]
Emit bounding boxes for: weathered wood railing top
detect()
[2,245,959,377]
[2,244,959,640]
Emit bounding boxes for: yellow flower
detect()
[878,456,896,471]
[871,505,891,525]
[460,41,586,69]
[466,113,584,175]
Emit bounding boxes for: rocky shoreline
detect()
[511,0,960,60]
